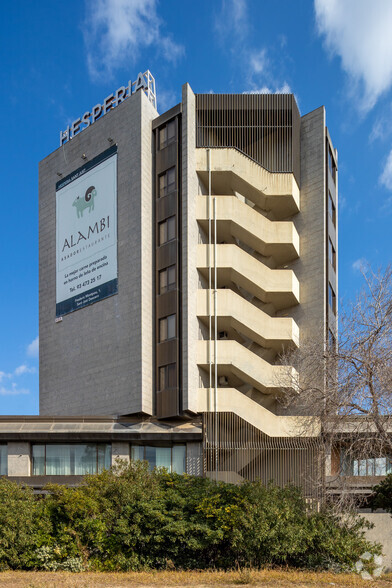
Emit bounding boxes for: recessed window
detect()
[131,444,186,474]
[328,283,336,314]
[328,328,336,348]
[159,265,176,294]
[328,146,336,183]
[328,192,336,227]
[32,443,111,476]
[158,363,176,390]
[341,451,392,476]
[159,216,176,245]
[159,120,176,150]
[328,238,336,270]
[159,314,176,342]
[158,167,176,198]
[0,445,7,476]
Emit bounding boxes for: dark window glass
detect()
[328,328,335,348]
[328,283,336,314]
[328,192,336,227]
[159,314,176,342]
[328,238,336,270]
[158,363,176,390]
[328,146,336,183]
[158,216,176,245]
[158,167,176,197]
[159,265,176,294]
[159,120,176,150]
[0,445,7,476]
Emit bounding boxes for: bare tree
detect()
[279,265,392,500]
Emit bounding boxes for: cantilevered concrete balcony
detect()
[197,195,299,264]
[197,340,297,394]
[196,148,300,218]
[197,289,299,351]
[198,388,320,438]
[197,244,300,309]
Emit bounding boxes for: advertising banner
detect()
[56,145,118,317]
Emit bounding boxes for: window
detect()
[159,216,176,245]
[0,445,7,476]
[158,363,176,390]
[328,238,336,270]
[131,444,186,474]
[328,191,336,227]
[328,328,336,348]
[328,146,336,183]
[328,283,336,314]
[341,451,392,476]
[159,314,176,342]
[32,443,111,476]
[158,167,176,197]
[159,265,176,294]
[159,120,176,149]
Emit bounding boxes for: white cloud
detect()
[380,149,392,191]
[245,82,291,95]
[0,372,11,384]
[0,383,29,396]
[315,0,392,112]
[250,49,268,75]
[215,0,248,41]
[27,336,39,358]
[352,258,368,272]
[84,0,184,80]
[14,365,36,377]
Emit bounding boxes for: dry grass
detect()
[0,569,391,587]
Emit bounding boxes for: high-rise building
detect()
[0,73,339,493]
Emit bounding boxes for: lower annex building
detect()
[0,72,344,494]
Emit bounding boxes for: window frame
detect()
[159,120,176,150]
[328,283,336,315]
[328,237,336,270]
[158,216,176,245]
[158,363,176,391]
[159,314,176,342]
[159,265,176,294]
[131,443,186,474]
[158,167,176,198]
[31,443,111,476]
[0,444,7,476]
[328,191,336,227]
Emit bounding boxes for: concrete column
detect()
[111,442,130,466]
[8,442,31,476]
[186,442,202,476]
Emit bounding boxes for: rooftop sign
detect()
[60,70,156,146]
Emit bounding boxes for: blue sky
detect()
[1,0,392,414]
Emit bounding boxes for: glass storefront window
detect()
[0,445,7,476]
[341,449,392,476]
[32,443,111,476]
[131,445,186,474]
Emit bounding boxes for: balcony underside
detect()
[196,148,300,219]
[197,244,300,310]
[198,388,320,438]
[197,339,297,394]
[197,289,299,351]
[197,195,299,264]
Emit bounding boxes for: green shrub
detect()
[370,474,392,512]
[0,464,380,571]
[0,478,50,570]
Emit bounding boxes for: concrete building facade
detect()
[0,73,340,493]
